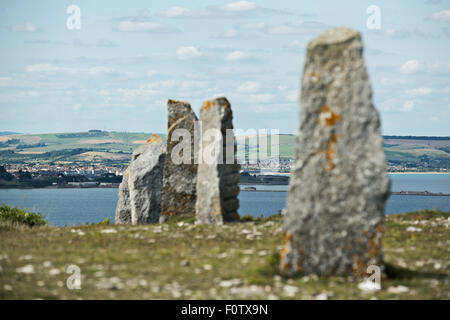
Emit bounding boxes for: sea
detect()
[0,174,448,227]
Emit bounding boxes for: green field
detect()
[0,131,449,168]
[0,131,166,166]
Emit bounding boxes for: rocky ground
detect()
[0,210,448,299]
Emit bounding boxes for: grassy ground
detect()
[0,210,449,300]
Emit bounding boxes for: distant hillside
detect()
[0,131,449,170]
[0,131,165,166]
[0,131,21,136]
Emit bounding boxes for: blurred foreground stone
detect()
[281,27,390,276]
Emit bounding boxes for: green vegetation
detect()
[0,210,448,299]
[0,131,448,169]
[0,204,47,227]
[0,131,166,166]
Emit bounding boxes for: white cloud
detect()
[73,104,81,111]
[429,61,450,74]
[406,87,432,96]
[285,40,305,50]
[27,91,40,97]
[160,7,191,17]
[118,21,161,32]
[267,21,324,35]
[430,116,439,122]
[220,29,239,38]
[221,1,257,12]
[25,64,79,74]
[237,81,260,93]
[225,51,248,61]
[241,22,266,30]
[98,90,110,96]
[117,21,178,33]
[0,77,12,87]
[430,10,450,22]
[10,22,38,32]
[401,101,414,112]
[286,91,298,102]
[380,77,407,86]
[249,93,274,103]
[159,1,269,18]
[268,25,297,35]
[383,28,410,38]
[176,46,202,60]
[379,98,405,112]
[118,87,159,100]
[88,66,114,75]
[116,79,205,102]
[400,60,420,74]
[24,64,134,77]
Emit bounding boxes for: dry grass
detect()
[0,211,448,300]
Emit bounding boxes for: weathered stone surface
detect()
[115,134,166,225]
[115,167,131,224]
[161,100,199,221]
[280,27,390,277]
[195,97,240,224]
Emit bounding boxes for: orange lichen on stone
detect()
[203,99,217,111]
[321,134,338,171]
[308,71,320,83]
[376,220,384,233]
[168,99,190,105]
[296,246,305,272]
[366,234,380,258]
[211,207,222,216]
[280,232,292,273]
[203,100,211,110]
[319,104,341,127]
[351,255,367,278]
[367,221,383,258]
[147,134,162,143]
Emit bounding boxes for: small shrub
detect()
[0,204,47,227]
[89,217,112,226]
[164,215,196,225]
[99,217,112,225]
[240,214,255,222]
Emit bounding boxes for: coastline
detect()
[388,172,449,174]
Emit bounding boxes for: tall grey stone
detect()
[281,27,390,277]
[161,100,199,221]
[195,97,240,224]
[115,167,131,224]
[115,134,166,225]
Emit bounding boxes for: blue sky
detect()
[0,0,449,135]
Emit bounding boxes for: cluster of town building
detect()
[3,163,125,178]
[2,157,447,185]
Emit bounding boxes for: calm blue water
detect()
[0,174,448,226]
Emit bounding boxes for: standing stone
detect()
[160,100,199,221]
[115,134,166,225]
[115,167,131,224]
[195,97,240,224]
[280,27,390,277]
